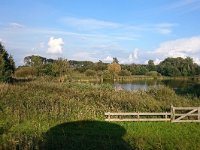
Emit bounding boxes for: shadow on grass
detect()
[0,127,4,135]
[40,120,132,150]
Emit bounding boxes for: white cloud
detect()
[193,58,200,64]
[146,36,200,65]
[128,48,139,63]
[47,37,64,54]
[168,0,200,12]
[126,23,177,35]
[62,16,176,35]
[154,23,176,35]
[157,28,172,34]
[62,17,120,30]
[71,51,98,62]
[118,36,200,65]
[120,48,142,64]
[0,38,6,44]
[92,44,126,52]
[154,58,162,65]
[9,22,24,28]
[155,36,200,56]
[103,56,113,62]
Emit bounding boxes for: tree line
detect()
[1,42,200,82]
[17,55,200,78]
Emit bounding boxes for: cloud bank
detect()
[122,36,200,65]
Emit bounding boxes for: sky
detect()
[1,0,200,66]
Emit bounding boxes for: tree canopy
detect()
[0,43,15,82]
[19,55,200,78]
[157,57,200,76]
[108,58,121,75]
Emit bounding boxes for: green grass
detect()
[0,80,200,149]
[121,122,200,150]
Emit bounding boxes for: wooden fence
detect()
[105,106,200,123]
[171,106,200,122]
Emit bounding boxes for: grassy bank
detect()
[69,73,199,83]
[0,80,200,149]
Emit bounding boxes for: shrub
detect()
[146,71,161,77]
[119,69,131,76]
[102,70,112,80]
[85,69,96,76]
[15,67,37,78]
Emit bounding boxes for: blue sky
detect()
[1,0,200,65]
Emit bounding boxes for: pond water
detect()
[113,79,200,97]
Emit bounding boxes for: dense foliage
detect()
[157,57,200,76]
[20,55,200,79]
[0,43,15,82]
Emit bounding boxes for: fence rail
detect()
[105,106,200,123]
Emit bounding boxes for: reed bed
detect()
[0,80,200,149]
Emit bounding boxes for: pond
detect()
[113,79,200,97]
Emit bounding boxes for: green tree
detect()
[0,43,15,82]
[157,57,199,76]
[52,58,70,77]
[24,55,43,76]
[94,60,107,71]
[146,71,161,77]
[24,55,56,76]
[31,56,43,76]
[148,60,156,71]
[113,57,119,64]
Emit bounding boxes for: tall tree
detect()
[52,58,70,77]
[157,57,199,76]
[108,58,121,79]
[0,43,15,82]
[148,60,156,71]
[113,57,119,64]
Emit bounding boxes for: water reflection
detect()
[114,80,200,97]
[114,82,148,91]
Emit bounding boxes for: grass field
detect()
[0,79,200,149]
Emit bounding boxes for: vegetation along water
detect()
[114,79,200,97]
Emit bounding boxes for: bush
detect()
[103,70,112,80]
[119,69,131,76]
[85,69,96,76]
[15,67,37,78]
[146,71,161,77]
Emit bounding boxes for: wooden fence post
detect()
[108,112,110,122]
[171,105,175,122]
[137,112,140,121]
[165,112,168,121]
